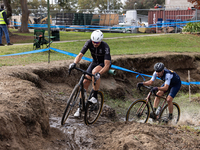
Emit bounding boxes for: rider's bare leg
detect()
[83,75,91,91]
[153,90,164,108]
[167,95,173,114]
[91,65,102,91]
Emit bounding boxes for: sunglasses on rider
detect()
[92,41,100,44]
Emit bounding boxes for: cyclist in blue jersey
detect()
[137,62,181,120]
[69,30,111,117]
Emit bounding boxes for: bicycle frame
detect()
[78,74,87,111]
[126,85,180,124]
[141,85,169,119]
[61,66,104,125]
[70,67,96,111]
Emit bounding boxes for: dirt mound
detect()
[0,52,200,149]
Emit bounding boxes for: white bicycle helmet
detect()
[91,30,103,42]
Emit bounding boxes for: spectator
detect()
[0,4,13,46]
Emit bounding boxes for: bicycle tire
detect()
[84,91,104,125]
[126,99,150,123]
[61,84,81,125]
[159,102,180,124]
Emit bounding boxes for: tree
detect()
[19,0,30,32]
[188,0,200,9]
[3,0,12,17]
[78,0,95,10]
[11,0,21,15]
[27,0,46,9]
[95,0,123,12]
[57,0,78,11]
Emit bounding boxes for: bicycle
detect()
[61,66,104,125]
[126,85,180,124]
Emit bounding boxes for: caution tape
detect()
[0,47,199,85]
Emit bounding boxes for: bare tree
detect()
[19,0,30,32]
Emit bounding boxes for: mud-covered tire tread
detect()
[84,91,104,125]
[61,84,80,125]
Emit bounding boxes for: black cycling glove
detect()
[137,82,143,88]
[69,63,76,70]
[151,87,158,94]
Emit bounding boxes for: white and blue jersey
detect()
[151,69,181,98]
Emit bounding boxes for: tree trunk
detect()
[3,0,13,36]
[19,0,30,33]
[3,0,12,18]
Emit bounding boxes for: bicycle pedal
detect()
[152,119,157,122]
[162,118,169,124]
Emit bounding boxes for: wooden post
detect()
[188,70,191,102]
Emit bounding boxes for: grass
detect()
[104,96,133,120]
[2,29,200,66]
[176,93,200,116]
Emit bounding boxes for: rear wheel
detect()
[126,99,150,123]
[159,102,180,124]
[61,84,81,125]
[84,91,104,125]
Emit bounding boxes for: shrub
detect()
[182,22,200,33]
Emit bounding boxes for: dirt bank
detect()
[0,52,200,150]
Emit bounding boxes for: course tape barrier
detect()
[11,20,200,30]
[49,47,200,85]
[0,46,200,86]
[149,20,200,28]
[51,47,146,80]
[0,48,49,57]
[11,21,136,30]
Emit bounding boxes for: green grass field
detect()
[1,29,200,66]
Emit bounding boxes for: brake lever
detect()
[93,76,97,86]
[151,89,158,96]
[68,69,72,76]
[137,85,143,92]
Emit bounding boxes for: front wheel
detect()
[126,99,150,123]
[84,91,104,125]
[159,102,180,124]
[61,84,81,125]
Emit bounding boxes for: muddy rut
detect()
[0,52,200,150]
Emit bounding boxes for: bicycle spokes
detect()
[126,99,149,123]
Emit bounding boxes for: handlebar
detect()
[138,84,158,96]
[138,84,152,91]
[68,67,97,85]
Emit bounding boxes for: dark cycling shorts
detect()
[86,61,111,73]
[161,81,181,98]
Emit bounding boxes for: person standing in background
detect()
[0,4,13,46]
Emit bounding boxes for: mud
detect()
[0,52,200,150]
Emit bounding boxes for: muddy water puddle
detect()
[49,116,96,150]
[50,116,86,130]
